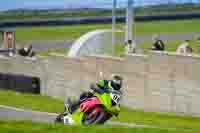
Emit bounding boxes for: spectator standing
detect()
[186,45,193,56]
[196,37,200,54]
[125,40,135,54]
[176,40,192,55]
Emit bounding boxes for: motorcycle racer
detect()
[66,75,123,114]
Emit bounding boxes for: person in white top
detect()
[176,40,191,55]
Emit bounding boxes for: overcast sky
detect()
[0,0,199,11]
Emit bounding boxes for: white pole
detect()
[112,0,117,55]
[125,0,135,53]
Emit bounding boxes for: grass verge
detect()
[115,107,200,130]
[37,48,69,57]
[0,120,196,133]
[0,89,200,130]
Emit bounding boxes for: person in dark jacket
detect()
[18,44,36,57]
[151,35,165,51]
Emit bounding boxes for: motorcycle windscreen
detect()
[95,93,112,109]
[95,92,120,115]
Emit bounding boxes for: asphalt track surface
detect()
[23,40,74,52]
[28,32,200,52]
[0,105,57,123]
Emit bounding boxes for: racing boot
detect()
[65,98,80,114]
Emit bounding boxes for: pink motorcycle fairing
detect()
[80,97,101,113]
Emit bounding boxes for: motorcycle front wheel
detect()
[82,107,105,125]
[55,113,64,123]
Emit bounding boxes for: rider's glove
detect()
[90,83,97,91]
[90,83,104,94]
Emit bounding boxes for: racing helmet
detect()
[110,75,123,91]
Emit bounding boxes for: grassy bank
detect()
[0,90,63,113]
[135,19,200,36]
[16,19,200,43]
[15,24,118,42]
[0,120,195,133]
[0,89,200,130]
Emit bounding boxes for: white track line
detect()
[0,105,58,116]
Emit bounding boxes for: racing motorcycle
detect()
[55,89,122,125]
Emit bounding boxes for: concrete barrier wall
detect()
[0,55,47,94]
[1,52,200,117]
